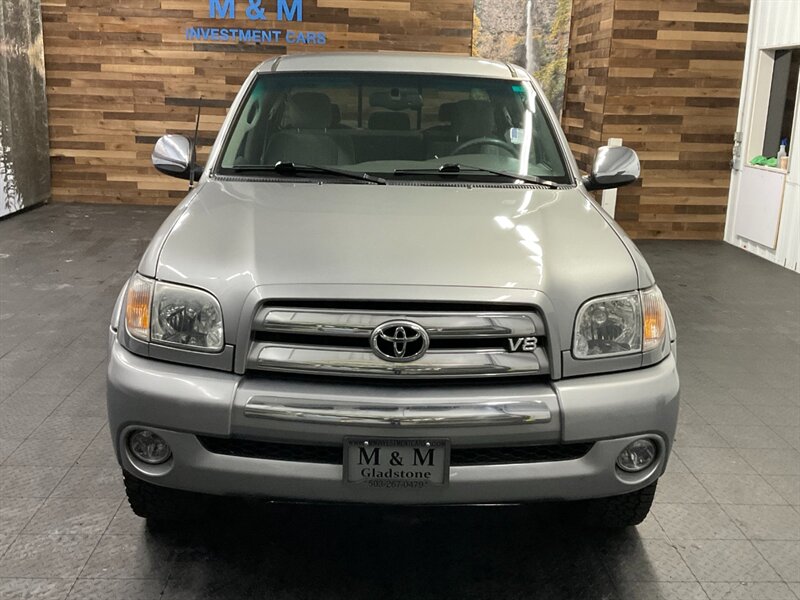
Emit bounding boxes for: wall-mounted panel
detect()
[472,0,573,116]
[40,0,474,204]
[0,0,51,218]
[733,165,785,248]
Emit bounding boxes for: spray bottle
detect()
[777,138,788,170]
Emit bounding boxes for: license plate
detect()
[344,438,450,488]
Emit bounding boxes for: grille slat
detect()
[248,343,548,379]
[256,308,542,338]
[197,436,592,466]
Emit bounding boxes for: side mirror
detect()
[583,146,640,191]
[152,135,200,180]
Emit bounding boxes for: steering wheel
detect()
[452,137,518,157]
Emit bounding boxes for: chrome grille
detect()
[247,306,549,379]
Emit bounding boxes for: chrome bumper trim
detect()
[247,342,547,378]
[243,398,552,426]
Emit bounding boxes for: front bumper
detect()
[107,339,679,504]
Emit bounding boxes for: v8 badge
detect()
[508,336,538,352]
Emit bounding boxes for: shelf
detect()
[746,164,788,174]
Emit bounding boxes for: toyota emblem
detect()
[370,320,429,362]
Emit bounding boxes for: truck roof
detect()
[256,52,528,80]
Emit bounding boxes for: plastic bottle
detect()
[777,138,788,170]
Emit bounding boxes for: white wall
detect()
[725,0,800,273]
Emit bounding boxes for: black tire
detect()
[123,470,208,522]
[576,481,658,529]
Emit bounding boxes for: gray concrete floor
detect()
[0,203,798,600]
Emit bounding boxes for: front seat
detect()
[451,100,496,142]
[263,92,354,166]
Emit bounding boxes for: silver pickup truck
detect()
[107,52,679,528]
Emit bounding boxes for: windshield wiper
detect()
[229,161,387,185]
[393,163,560,189]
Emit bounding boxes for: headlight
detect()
[152,282,224,352]
[574,292,642,358]
[123,274,224,353]
[573,286,666,359]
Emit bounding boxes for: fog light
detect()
[128,430,171,465]
[616,439,656,473]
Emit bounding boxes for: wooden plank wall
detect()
[40,0,474,204]
[562,0,750,240]
[561,0,614,171]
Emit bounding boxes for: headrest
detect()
[451,100,495,140]
[286,92,333,129]
[368,111,411,131]
[438,102,457,123]
[330,104,342,126]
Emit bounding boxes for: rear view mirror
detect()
[583,146,640,191]
[152,135,196,180]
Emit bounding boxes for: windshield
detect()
[217,72,572,184]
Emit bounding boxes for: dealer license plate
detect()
[344,438,449,488]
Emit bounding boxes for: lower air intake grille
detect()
[197,436,593,466]
[198,437,342,465]
[451,443,593,465]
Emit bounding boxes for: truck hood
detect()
[151,179,638,348]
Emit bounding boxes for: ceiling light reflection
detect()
[494,216,514,230]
